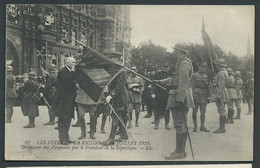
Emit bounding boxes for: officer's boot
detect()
[135,112,139,127]
[44,110,55,125]
[234,108,241,119]
[180,133,187,158]
[165,110,170,130]
[226,109,231,124]
[165,133,186,160]
[115,122,128,142]
[24,117,35,128]
[78,118,86,140]
[213,116,226,133]
[154,120,159,130]
[101,121,118,146]
[192,111,197,132]
[89,117,96,139]
[127,112,132,128]
[230,109,234,123]
[101,114,107,134]
[246,103,252,115]
[200,115,210,132]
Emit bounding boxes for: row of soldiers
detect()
[5,43,254,160]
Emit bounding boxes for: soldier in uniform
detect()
[226,68,238,124]
[234,71,243,119]
[126,66,144,128]
[52,57,77,145]
[5,65,17,123]
[18,71,40,128]
[155,44,194,160]
[143,67,156,118]
[191,62,210,132]
[245,71,254,115]
[153,63,171,130]
[102,71,129,145]
[75,85,98,140]
[43,64,58,125]
[212,58,229,133]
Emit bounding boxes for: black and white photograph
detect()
[5,4,254,161]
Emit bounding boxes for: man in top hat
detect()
[212,58,229,133]
[43,64,58,125]
[245,71,254,115]
[126,66,144,128]
[155,43,194,160]
[6,65,17,123]
[52,57,77,145]
[191,62,210,132]
[226,68,238,124]
[234,71,243,119]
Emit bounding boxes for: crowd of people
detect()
[5,43,254,160]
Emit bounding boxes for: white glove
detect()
[106,95,112,103]
[133,88,140,92]
[148,84,152,89]
[151,94,156,99]
[40,93,44,97]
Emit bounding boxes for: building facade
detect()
[6,4,131,75]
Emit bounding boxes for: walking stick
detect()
[183,111,195,160]
[42,95,51,109]
[107,102,135,141]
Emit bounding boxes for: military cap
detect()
[227,68,233,74]
[214,58,226,67]
[6,65,13,71]
[48,64,57,70]
[174,43,188,53]
[235,71,241,77]
[28,71,37,78]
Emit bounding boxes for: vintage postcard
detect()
[5,5,254,161]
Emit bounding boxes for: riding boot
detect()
[101,114,107,133]
[165,133,186,160]
[234,108,241,119]
[192,111,197,132]
[135,112,139,127]
[101,121,118,146]
[115,121,128,142]
[90,117,96,139]
[44,109,55,125]
[213,116,226,133]
[200,115,210,132]
[78,118,86,140]
[154,120,159,130]
[230,109,234,123]
[226,109,231,124]
[24,117,35,128]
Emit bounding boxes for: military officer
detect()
[245,71,254,115]
[191,62,210,132]
[155,43,194,160]
[19,71,40,128]
[5,65,17,123]
[102,71,129,145]
[126,66,144,128]
[212,58,229,133]
[43,64,58,125]
[226,68,238,124]
[234,71,243,119]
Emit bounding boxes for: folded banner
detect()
[76,47,124,103]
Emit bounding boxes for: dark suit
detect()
[52,66,76,143]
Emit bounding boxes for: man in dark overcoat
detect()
[52,57,77,145]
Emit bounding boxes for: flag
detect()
[76,47,124,103]
[201,18,218,73]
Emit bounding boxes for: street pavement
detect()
[5,102,253,161]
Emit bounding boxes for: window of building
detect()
[71,30,77,46]
[82,21,86,28]
[73,18,78,26]
[63,15,69,23]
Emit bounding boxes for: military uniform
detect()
[157,44,194,160]
[191,64,210,132]
[245,72,254,115]
[212,59,229,133]
[126,69,144,128]
[102,71,129,145]
[19,71,40,128]
[226,68,238,123]
[5,66,17,123]
[143,70,155,118]
[234,71,243,119]
[43,64,58,125]
[75,86,98,140]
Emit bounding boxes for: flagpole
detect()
[73,39,167,91]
